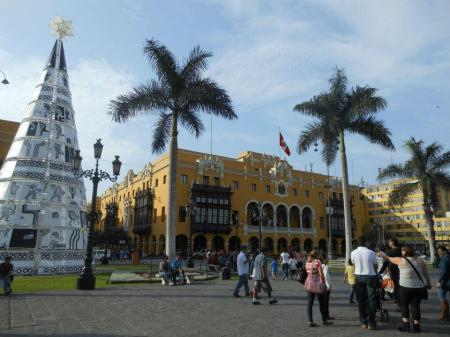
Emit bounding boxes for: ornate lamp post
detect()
[185,201,196,268]
[72,139,122,290]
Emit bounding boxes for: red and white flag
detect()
[279,132,291,156]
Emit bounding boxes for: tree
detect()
[294,68,394,262]
[109,39,236,259]
[377,138,450,262]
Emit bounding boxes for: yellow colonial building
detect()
[98,148,367,256]
[0,119,20,166]
[363,181,450,251]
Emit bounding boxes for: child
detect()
[321,254,334,320]
[271,257,279,280]
[344,258,356,304]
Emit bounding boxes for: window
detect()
[155,179,159,187]
[179,206,187,222]
[320,217,325,229]
[163,175,167,184]
[203,175,209,185]
[293,188,298,196]
[339,193,343,200]
[233,181,239,190]
[161,207,165,222]
[153,208,157,223]
[251,183,257,192]
[332,192,337,200]
[319,192,324,200]
[266,185,271,193]
[304,190,310,197]
[181,175,188,184]
[214,177,220,186]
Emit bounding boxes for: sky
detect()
[0,0,449,197]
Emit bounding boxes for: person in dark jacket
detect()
[0,256,14,295]
[437,245,450,320]
[379,237,402,302]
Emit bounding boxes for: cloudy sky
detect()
[0,0,449,196]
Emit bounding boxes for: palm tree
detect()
[294,68,394,262]
[377,138,450,262]
[109,39,236,259]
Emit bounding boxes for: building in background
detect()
[0,119,20,168]
[363,182,450,252]
[98,148,367,256]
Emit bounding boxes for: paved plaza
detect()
[0,275,448,337]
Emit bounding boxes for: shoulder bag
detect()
[404,257,428,300]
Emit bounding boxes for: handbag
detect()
[304,260,326,294]
[297,267,307,284]
[381,276,394,293]
[404,257,428,300]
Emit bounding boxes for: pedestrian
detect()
[289,255,297,280]
[0,256,14,296]
[271,256,279,280]
[280,249,290,280]
[378,245,432,333]
[321,254,334,320]
[436,245,450,321]
[252,246,278,305]
[379,237,401,303]
[344,259,356,304]
[170,254,185,285]
[158,255,171,285]
[304,250,331,327]
[233,245,250,298]
[351,236,378,330]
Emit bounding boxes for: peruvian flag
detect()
[279,131,291,156]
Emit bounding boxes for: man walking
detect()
[233,245,250,297]
[0,256,14,295]
[351,236,378,330]
[437,245,450,320]
[379,237,401,303]
[280,249,290,280]
[252,246,277,305]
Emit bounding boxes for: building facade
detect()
[0,119,20,168]
[363,181,450,251]
[98,149,367,256]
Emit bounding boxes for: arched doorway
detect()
[341,240,346,256]
[248,236,259,252]
[262,204,274,226]
[352,239,358,249]
[290,206,300,228]
[302,207,313,228]
[132,237,138,250]
[144,234,150,255]
[318,239,327,253]
[304,238,312,253]
[247,202,259,226]
[193,235,207,251]
[263,237,274,253]
[176,235,188,255]
[291,238,300,252]
[276,205,288,227]
[278,237,288,253]
[150,235,157,255]
[158,235,165,255]
[229,236,241,251]
[212,235,225,251]
[332,239,338,255]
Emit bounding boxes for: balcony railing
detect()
[245,225,316,235]
[191,223,231,233]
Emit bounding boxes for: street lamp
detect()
[0,70,9,85]
[185,201,196,268]
[72,139,122,290]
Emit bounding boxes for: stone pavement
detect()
[0,276,449,337]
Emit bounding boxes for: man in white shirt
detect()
[351,236,378,330]
[233,245,250,297]
[279,250,290,280]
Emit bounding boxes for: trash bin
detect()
[220,267,231,280]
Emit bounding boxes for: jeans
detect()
[306,291,327,323]
[349,284,356,302]
[171,270,184,284]
[254,278,272,298]
[233,274,249,296]
[1,277,11,292]
[282,263,289,279]
[324,290,331,319]
[399,286,422,321]
[355,275,378,324]
[159,271,170,284]
[438,287,449,301]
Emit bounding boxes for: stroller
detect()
[375,274,390,322]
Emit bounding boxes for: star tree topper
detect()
[49,16,73,39]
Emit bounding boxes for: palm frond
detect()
[404,138,427,176]
[181,46,212,83]
[377,164,413,182]
[432,171,450,187]
[293,93,330,119]
[184,79,236,119]
[348,115,395,150]
[178,109,205,138]
[431,150,450,171]
[328,67,347,103]
[321,133,339,167]
[424,142,443,170]
[109,80,170,123]
[347,85,387,117]
[388,181,420,206]
[151,112,172,153]
[143,39,178,87]
[297,121,322,154]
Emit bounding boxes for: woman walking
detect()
[321,254,334,320]
[304,250,332,327]
[379,245,432,332]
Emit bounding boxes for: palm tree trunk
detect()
[339,131,353,263]
[166,112,178,260]
[423,183,436,263]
